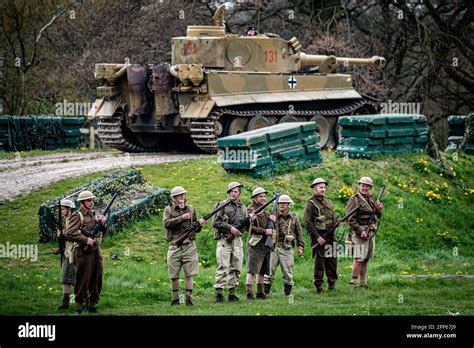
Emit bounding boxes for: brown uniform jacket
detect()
[213,199,248,238]
[275,211,305,249]
[65,206,106,251]
[346,192,381,237]
[304,195,337,243]
[163,202,200,244]
[247,201,271,246]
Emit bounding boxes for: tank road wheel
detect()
[135,133,160,149]
[310,115,330,148]
[352,103,377,115]
[279,115,298,123]
[246,115,271,131]
[267,116,278,125]
[227,117,248,135]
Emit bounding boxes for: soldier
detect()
[263,194,304,296]
[246,26,257,36]
[163,186,205,306]
[245,187,275,300]
[346,177,383,288]
[52,199,76,309]
[304,178,341,294]
[65,190,107,315]
[213,181,253,303]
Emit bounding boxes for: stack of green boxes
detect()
[0,115,86,151]
[336,114,429,158]
[445,115,466,152]
[216,122,321,177]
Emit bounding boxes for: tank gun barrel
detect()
[299,53,385,73]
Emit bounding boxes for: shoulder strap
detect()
[308,198,322,216]
[77,211,84,229]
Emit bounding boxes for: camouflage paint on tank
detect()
[89,4,385,152]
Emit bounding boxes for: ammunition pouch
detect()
[314,216,326,230]
[283,235,295,249]
[248,234,263,247]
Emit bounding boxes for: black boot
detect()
[215,293,224,304]
[316,287,323,295]
[58,293,70,309]
[284,284,292,296]
[171,299,180,306]
[228,288,239,302]
[246,284,254,300]
[264,283,272,296]
[256,283,266,299]
[88,302,97,313]
[74,303,82,316]
[228,294,240,302]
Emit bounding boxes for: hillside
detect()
[0,151,472,315]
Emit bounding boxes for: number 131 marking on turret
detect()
[264,50,278,63]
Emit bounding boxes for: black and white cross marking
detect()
[288,75,297,89]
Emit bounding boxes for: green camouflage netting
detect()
[38,168,171,242]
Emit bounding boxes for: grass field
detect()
[0,151,473,315]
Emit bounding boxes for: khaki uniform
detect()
[65,206,105,306]
[213,199,248,291]
[163,202,200,279]
[304,195,338,289]
[246,202,271,275]
[347,192,381,261]
[59,217,76,285]
[264,211,304,286]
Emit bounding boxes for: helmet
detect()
[60,199,75,209]
[310,178,328,188]
[78,190,95,201]
[227,181,242,193]
[358,177,374,186]
[170,186,187,197]
[278,194,293,203]
[251,187,267,198]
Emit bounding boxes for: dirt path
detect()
[0,151,210,202]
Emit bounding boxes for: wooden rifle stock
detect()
[226,195,278,243]
[84,192,118,252]
[264,191,280,248]
[312,204,363,250]
[174,200,233,247]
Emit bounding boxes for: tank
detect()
[89,5,386,153]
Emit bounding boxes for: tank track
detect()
[190,99,367,153]
[96,110,158,153]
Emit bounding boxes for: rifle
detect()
[366,184,385,239]
[264,190,280,249]
[312,204,363,250]
[225,195,278,243]
[54,189,81,263]
[84,192,118,252]
[174,200,233,247]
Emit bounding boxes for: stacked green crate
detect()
[0,115,86,151]
[217,122,322,177]
[445,115,465,152]
[336,114,429,158]
[0,116,11,151]
[61,116,86,148]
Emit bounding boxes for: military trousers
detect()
[74,247,103,305]
[264,246,294,286]
[313,251,337,289]
[214,236,243,290]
